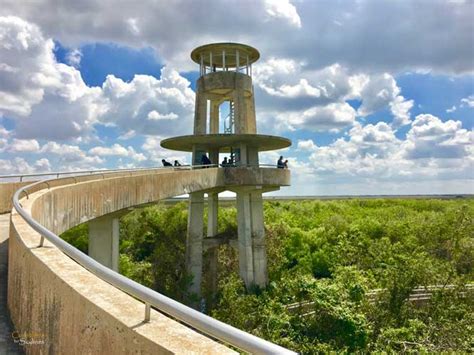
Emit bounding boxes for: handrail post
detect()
[144,302,151,322]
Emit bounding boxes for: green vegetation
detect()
[62,198,474,353]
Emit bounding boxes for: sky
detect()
[0,0,473,195]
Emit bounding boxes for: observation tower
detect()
[161,43,291,296]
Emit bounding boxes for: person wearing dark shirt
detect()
[162,159,173,167]
[174,160,181,166]
[201,154,212,166]
[277,156,284,168]
[221,157,229,167]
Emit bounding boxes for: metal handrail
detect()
[12,168,296,354]
[0,163,284,182]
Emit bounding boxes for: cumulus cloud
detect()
[390,96,414,128]
[89,143,146,161]
[402,114,473,159]
[254,60,412,132]
[460,95,474,108]
[0,157,36,174]
[66,48,82,68]
[0,16,195,141]
[299,115,473,186]
[99,68,195,135]
[297,139,317,151]
[40,141,104,168]
[8,138,40,153]
[263,0,301,28]
[1,1,471,74]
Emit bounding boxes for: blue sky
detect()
[0,1,473,195]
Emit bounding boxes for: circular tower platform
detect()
[160,134,291,153]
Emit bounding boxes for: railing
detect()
[12,167,295,354]
[0,163,285,182]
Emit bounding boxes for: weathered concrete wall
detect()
[0,182,34,214]
[9,210,233,354]
[8,167,288,354]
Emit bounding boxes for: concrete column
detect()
[207,192,219,294]
[207,193,219,237]
[240,143,248,166]
[186,192,204,297]
[245,92,257,134]
[236,191,254,287]
[233,88,247,134]
[194,83,207,134]
[209,101,220,134]
[248,146,259,167]
[250,191,267,287]
[209,148,219,167]
[88,215,119,272]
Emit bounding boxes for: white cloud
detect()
[99,68,195,136]
[402,114,473,159]
[390,95,413,128]
[446,105,457,113]
[299,115,473,187]
[118,130,136,140]
[264,0,301,28]
[40,141,104,167]
[280,102,356,132]
[0,126,10,138]
[34,157,51,171]
[147,110,179,121]
[0,157,35,174]
[357,74,399,116]
[0,17,195,141]
[0,16,104,140]
[2,1,471,74]
[89,143,146,161]
[460,95,474,108]
[297,139,317,151]
[66,48,82,68]
[254,61,412,132]
[8,138,40,152]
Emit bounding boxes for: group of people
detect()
[220,156,235,167]
[162,155,290,169]
[277,156,289,169]
[161,159,181,167]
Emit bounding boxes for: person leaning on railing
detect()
[277,156,284,168]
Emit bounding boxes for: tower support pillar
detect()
[250,191,267,286]
[207,192,219,294]
[88,215,120,272]
[186,192,204,297]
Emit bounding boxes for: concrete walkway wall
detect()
[8,167,289,354]
[0,182,33,214]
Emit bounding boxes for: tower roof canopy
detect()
[191,43,260,67]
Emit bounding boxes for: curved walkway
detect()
[8,167,291,354]
[0,214,23,354]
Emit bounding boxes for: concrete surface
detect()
[0,183,32,214]
[0,214,23,354]
[9,173,237,354]
[9,166,287,353]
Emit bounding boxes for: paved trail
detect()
[0,214,23,354]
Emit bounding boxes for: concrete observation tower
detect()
[161,43,291,296]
